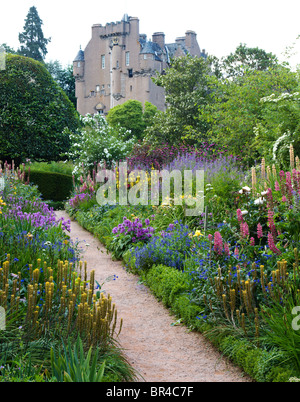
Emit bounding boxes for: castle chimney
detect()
[185,30,201,57]
[152,32,165,50]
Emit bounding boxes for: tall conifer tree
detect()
[18,6,51,62]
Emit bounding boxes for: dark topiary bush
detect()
[0,54,80,163]
[27,170,73,202]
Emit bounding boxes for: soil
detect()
[56,210,252,382]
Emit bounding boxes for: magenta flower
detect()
[236,209,243,222]
[257,223,263,239]
[224,243,230,256]
[241,222,249,238]
[213,231,223,255]
[268,232,281,255]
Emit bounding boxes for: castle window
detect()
[96,85,100,92]
[128,69,133,78]
[90,91,95,97]
[116,60,119,69]
[101,55,105,69]
[130,85,133,92]
[77,62,81,67]
[125,52,130,66]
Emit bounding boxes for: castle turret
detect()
[73,48,85,113]
[73,48,85,78]
[110,38,123,105]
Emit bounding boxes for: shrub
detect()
[0,54,79,163]
[65,113,135,175]
[26,170,73,202]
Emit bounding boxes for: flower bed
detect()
[66,146,300,382]
[0,163,136,382]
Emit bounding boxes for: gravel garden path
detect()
[56,210,252,383]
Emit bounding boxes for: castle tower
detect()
[73,48,85,113]
[110,38,123,108]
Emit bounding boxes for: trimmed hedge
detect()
[27,170,73,202]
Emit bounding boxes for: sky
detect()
[1,0,300,69]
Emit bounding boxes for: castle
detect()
[73,14,207,116]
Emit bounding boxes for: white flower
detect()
[239,186,251,194]
[254,197,265,206]
[261,191,268,197]
[241,210,248,216]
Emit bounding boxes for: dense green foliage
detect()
[142,46,299,167]
[27,170,73,203]
[46,60,76,107]
[146,54,212,145]
[0,55,80,163]
[106,100,157,140]
[203,65,298,165]
[218,43,279,78]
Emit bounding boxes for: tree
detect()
[145,54,212,145]
[106,100,157,140]
[46,61,76,107]
[0,54,80,163]
[253,90,300,168]
[18,6,51,62]
[202,65,298,165]
[220,43,278,79]
[0,43,17,54]
[143,101,158,128]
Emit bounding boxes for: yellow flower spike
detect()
[84,261,88,282]
[276,269,280,284]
